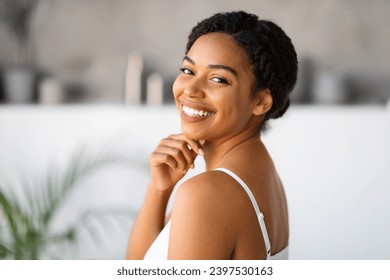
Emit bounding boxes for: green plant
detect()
[0,147,139,259]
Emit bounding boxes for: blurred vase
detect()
[38,76,64,104]
[146,72,163,105]
[125,52,143,104]
[3,66,35,104]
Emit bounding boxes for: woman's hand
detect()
[149,134,204,192]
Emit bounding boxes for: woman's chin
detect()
[181,127,204,141]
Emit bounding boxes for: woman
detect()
[127,11,297,260]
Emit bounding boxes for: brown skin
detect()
[127,32,288,260]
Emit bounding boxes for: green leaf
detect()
[0,145,144,259]
[0,187,24,244]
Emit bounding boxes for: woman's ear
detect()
[252,88,273,116]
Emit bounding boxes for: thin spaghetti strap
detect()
[215,168,271,258]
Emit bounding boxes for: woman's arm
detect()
[126,134,203,259]
[167,173,236,259]
[126,182,172,259]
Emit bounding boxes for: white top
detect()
[144,168,288,260]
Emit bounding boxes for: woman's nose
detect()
[183,78,206,98]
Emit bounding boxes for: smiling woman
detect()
[127,11,298,260]
[174,32,265,145]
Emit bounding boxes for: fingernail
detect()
[198,148,204,156]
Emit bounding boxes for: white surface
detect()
[0,105,389,259]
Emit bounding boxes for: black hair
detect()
[186,11,298,130]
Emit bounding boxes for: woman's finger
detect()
[154,145,189,171]
[167,134,205,156]
[150,151,179,170]
[159,138,197,168]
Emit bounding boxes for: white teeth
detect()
[182,105,214,117]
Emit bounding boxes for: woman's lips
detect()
[182,105,215,117]
[179,101,216,122]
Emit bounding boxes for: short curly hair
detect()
[186,11,298,130]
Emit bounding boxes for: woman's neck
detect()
[203,128,261,170]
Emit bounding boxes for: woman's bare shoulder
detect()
[171,170,243,226]
[175,171,235,205]
[168,171,240,259]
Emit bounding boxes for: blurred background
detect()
[0,0,389,105]
[0,0,389,260]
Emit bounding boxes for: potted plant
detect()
[0,147,138,259]
[0,0,39,103]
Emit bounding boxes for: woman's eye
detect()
[211,77,228,84]
[179,68,193,75]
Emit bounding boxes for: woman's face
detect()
[173,32,260,143]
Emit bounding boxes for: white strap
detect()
[215,168,271,257]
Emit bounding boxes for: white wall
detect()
[0,105,389,259]
[263,106,390,259]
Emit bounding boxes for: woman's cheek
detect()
[172,75,183,93]
[172,77,182,108]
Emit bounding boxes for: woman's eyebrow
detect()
[183,55,195,65]
[208,64,238,77]
[183,55,238,77]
